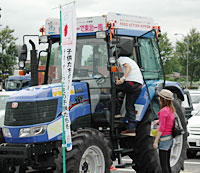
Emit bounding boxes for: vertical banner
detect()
[61,2,76,153]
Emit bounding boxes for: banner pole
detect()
[60,5,67,173]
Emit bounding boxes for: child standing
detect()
[153,89,175,173]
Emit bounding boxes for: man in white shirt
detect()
[116,56,143,136]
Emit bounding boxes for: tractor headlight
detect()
[96,31,106,39]
[2,128,12,137]
[19,61,25,68]
[19,125,47,137]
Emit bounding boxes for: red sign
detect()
[12,102,18,109]
[64,25,68,37]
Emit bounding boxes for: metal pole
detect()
[60,5,67,173]
[186,37,189,89]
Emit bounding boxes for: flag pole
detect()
[60,4,67,173]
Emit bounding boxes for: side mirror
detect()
[18,44,27,68]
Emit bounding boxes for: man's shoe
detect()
[121,129,136,136]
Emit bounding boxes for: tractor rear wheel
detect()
[129,108,162,173]
[55,128,112,173]
[170,98,188,173]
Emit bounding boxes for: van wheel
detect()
[186,150,197,159]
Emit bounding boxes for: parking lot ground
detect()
[111,154,200,173]
[13,153,200,173]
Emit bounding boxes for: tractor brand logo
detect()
[64,25,68,37]
[12,102,18,109]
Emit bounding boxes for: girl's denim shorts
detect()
[159,135,173,151]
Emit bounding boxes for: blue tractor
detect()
[5,42,31,91]
[5,75,31,91]
[0,13,187,173]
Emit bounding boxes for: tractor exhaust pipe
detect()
[29,39,38,86]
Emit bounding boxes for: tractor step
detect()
[114,119,126,128]
[114,148,133,154]
[115,162,135,168]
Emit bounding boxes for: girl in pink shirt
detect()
[153,89,175,173]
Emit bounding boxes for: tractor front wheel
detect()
[55,128,112,173]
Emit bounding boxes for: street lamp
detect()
[174,33,189,88]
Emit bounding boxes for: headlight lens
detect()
[19,125,47,138]
[2,128,12,137]
[96,31,106,39]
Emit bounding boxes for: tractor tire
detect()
[170,98,188,173]
[0,160,12,173]
[186,150,198,159]
[128,108,162,173]
[186,150,197,159]
[54,128,112,173]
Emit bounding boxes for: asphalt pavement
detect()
[111,154,200,173]
[13,153,200,173]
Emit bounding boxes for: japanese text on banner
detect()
[61,3,76,151]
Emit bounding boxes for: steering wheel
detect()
[93,72,106,85]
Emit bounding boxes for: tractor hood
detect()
[7,83,61,102]
[6,82,90,125]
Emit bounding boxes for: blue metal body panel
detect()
[136,80,162,121]
[8,75,31,81]
[4,82,91,143]
[116,29,153,37]
[49,28,153,39]
[4,119,62,143]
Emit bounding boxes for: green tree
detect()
[159,32,181,75]
[175,28,200,87]
[0,25,18,74]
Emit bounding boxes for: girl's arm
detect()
[153,131,162,149]
[153,109,168,149]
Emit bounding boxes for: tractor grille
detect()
[5,99,58,126]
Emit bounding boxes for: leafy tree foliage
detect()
[159,32,181,75]
[175,28,200,87]
[0,26,18,74]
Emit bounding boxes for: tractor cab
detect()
[43,14,164,124]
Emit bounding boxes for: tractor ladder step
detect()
[114,148,133,154]
[115,162,135,168]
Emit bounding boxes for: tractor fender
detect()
[165,81,184,101]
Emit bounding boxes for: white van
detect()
[0,91,16,143]
[189,90,200,115]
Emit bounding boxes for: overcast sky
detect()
[1,0,200,46]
